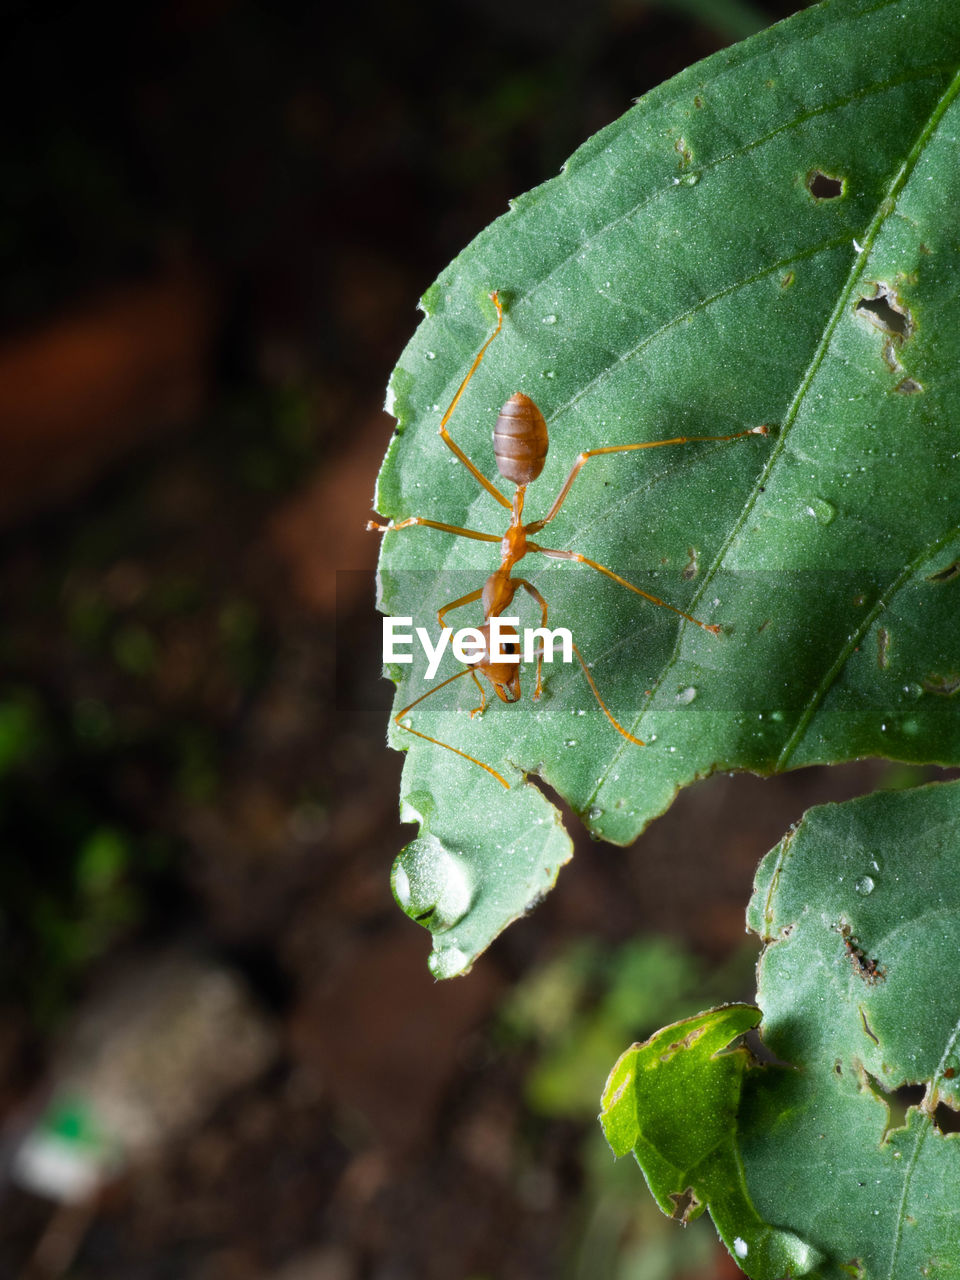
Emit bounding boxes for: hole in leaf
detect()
[855,287,912,339]
[861,1068,925,1137]
[807,170,844,199]
[927,560,960,583]
[934,1100,960,1134]
[668,1186,701,1222]
[894,376,922,394]
[923,671,960,697]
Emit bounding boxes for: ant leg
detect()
[570,641,645,746]
[395,667,509,789]
[368,516,500,543]
[436,292,513,512]
[469,671,488,718]
[527,544,722,634]
[525,425,769,533]
[438,588,483,631]
[515,579,548,697]
[512,578,643,744]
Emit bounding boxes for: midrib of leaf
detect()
[603,58,960,792]
[775,521,960,771]
[546,232,853,436]
[766,64,960,771]
[572,57,960,803]
[512,59,950,336]
[886,1015,960,1278]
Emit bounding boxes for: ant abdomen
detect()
[493,392,548,486]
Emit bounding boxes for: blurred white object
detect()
[12,947,277,1202]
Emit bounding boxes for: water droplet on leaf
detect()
[805,496,836,524]
[392,835,474,931]
[429,945,471,980]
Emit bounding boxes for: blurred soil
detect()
[0,2,942,1277]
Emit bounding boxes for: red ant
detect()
[369,292,769,788]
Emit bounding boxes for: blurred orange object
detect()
[0,268,215,528]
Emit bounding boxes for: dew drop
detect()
[676,686,697,705]
[425,351,437,361]
[734,1238,748,1259]
[392,862,411,907]
[541,314,558,325]
[682,172,700,185]
[542,369,556,379]
[805,496,836,524]
[902,682,923,700]
[769,709,785,722]
[564,739,578,748]
[588,806,604,821]
[392,836,474,931]
[429,945,471,980]
[855,876,875,896]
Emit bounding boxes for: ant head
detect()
[472,621,522,703]
[488,666,522,703]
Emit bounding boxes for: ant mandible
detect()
[369,291,769,788]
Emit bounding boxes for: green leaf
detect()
[374,0,960,974]
[599,1004,823,1275]
[602,779,960,1277]
[737,778,960,1277]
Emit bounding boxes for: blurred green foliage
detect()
[500,935,757,1277]
[0,688,151,1019]
[0,368,321,1021]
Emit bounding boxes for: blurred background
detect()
[2,1,947,1276]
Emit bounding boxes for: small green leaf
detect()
[374,0,960,971]
[738,778,960,1276]
[602,780,960,1276]
[600,1004,823,1275]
